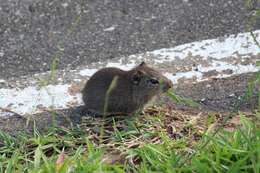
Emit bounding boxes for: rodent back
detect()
[82,67,127,100]
[82,67,134,114]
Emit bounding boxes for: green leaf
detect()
[34,146,42,169]
[256,60,260,67]
[167,90,200,107]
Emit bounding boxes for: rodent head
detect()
[131,62,173,100]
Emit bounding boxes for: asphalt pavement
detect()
[0,0,259,78]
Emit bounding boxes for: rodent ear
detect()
[132,70,144,85]
[139,61,146,67]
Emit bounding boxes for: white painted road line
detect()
[150,30,260,61]
[0,30,259,116]
[0,85,82,116]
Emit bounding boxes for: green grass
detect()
[0,108,259,173]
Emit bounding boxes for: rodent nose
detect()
[162,80,173,92]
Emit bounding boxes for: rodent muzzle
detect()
[162,80,173,92]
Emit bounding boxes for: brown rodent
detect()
[82,62,173,116]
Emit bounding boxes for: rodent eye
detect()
[149,78,159,85]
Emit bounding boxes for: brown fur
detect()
[82,62,173,116]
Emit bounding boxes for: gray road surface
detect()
[0,0,259,78]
